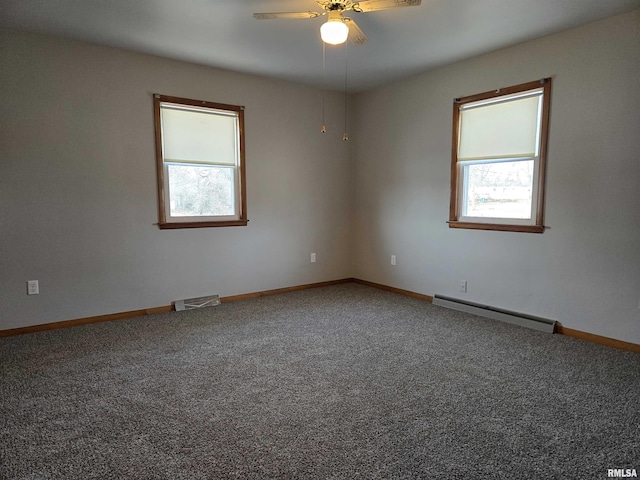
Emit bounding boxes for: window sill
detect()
[159,219,248,229]
[448,221,544,234]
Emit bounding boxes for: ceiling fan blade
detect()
[253,11,322,20]
[354,0,421,12]
[343,17,368,46]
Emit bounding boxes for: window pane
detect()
[168,164,235,217]
[462,160,534,219]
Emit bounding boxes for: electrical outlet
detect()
[459,280,467,293]
[27,280,39,295]
[391,255,396,266]
[310,253,316,263]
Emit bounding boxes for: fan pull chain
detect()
[321,42,327,133]
[343,40,348,141]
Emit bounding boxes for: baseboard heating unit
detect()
[174,295,221,312]
[432,295,556,333]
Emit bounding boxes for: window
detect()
[153,94,247,229]
[449,79,551,233]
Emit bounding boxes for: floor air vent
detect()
[432,295,556,333]
[174,295,221,311]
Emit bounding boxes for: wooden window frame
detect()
[153,94,248,229]
[449,79,551,233]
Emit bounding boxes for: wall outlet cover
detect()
[27,280,39,295]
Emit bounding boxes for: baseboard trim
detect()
[0,305,173,338]
[555,325,640,354]
[3,279,637,354]
[351,278,433,303]
[355,280,639,353]
[0,279,354,338]
[220,278,354,303]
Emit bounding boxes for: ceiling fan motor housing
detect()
[321,0,363,13]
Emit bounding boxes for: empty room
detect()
[1,0,639,478]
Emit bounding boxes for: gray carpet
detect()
[1,283,638,479]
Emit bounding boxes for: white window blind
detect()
[160,104,238,166]
[458,91,542,162]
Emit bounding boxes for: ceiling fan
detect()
[253,0,422,46]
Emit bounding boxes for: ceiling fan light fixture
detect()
[320,11,349,45]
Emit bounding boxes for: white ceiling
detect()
[1,0,638,92]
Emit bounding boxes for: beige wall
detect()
[352,10,640,343]
[0,29,354,330]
